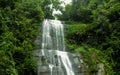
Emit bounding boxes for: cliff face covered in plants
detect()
[59,0,120,75]
[0,0,120,75]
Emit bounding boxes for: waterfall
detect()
[36,19,79,75]
[41,19,65,51]
[34,19,105,75]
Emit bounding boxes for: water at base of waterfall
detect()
[37,50,80,75]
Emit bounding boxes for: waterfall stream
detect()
[36,19,80,75]
[41,19,65,51]
[34,19,105,75]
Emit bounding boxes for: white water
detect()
[39,19,75,75]
[57,51,75,75]
[48,64,54,75]
[35,19,105,75]
[41,19,65,51]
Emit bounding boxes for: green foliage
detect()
[66,23,89,36]
[59,0,94,22]
[0,0,46,75]
[65,23,90,49]
[41,0,63,19]
[0,0,119,74]
[63,0,120,74]
[0,0,19,9]
[59,4,72,20]
[0,31,18,75]
[75,46,114,75]
[0,0,64,74]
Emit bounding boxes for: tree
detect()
[62,0,120,74]
[41,0,63,19]
[0,0,44,74]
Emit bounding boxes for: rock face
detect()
[34,19,105,75]
[97,63,105,75]
[33,50,84,75]
[34,19,84,75]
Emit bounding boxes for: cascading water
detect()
[36,19,81,75]
[34,19,105,75]
[41,19,65,51]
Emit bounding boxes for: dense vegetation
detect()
[59,0,120,75]
[0,0,62,75]
[0,0,119,75]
